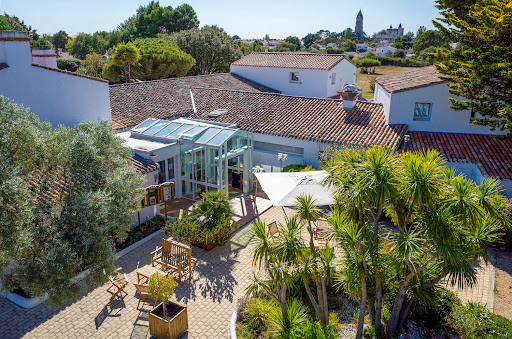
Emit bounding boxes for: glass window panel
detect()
[182,180,193,199]
[414,103,432,120]
[207,148,220,185]
[142,121,170,135]
[153,122,181,137]
[195,183,206,199]
[207,129,235,146]
[147,188,159,206]
[195,127,221,144]
[179,126,206,138]
[157,160,166,184]
[193,146,205,182]
[167,124,194,139]
[227,132,248,153]
[133,118,157,132]
[167,157,175,181]
[181,143,193,179]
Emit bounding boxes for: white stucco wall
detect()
[326,59,357,98]
[0,35,111,127]
[231,65,329,98]
[374,83,507,135]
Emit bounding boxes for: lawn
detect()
[356,65,424,100]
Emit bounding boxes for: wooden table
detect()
[136,264,165,283]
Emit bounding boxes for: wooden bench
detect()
[151,238,192,282]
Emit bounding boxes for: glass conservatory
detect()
[130,117,253,200]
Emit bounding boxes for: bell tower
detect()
[355,10,364,36]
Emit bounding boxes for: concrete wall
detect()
[0,32,111,127]
[374,82,507,135]
[231,65,329,98]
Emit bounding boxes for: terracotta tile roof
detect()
[31,63,108,83]
[0,64,8,70]
[375,66,445,93]
[406,131,512,180]
[186,88,407,147]
[231,52,347,70]
[110,73,278,130]
[131,154,159,174]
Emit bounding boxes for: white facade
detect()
[374,82,508,135]
[231,58,356,98]
[0,31,111,127]
[375,46,397,56]
[31,48,58,69]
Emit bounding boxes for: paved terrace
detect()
[0,205,495,338]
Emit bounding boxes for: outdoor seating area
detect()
[150,239,192,282]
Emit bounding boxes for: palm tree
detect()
[111,42,141,83]
[295,195,331,326]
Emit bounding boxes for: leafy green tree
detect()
[303,33,316,49]
[285,36,301,51]
[433,0,512,134]
[264,34,270,40]
[412,30,450,55]
[232,35,240,40]
[111,41,141,83]
[274,42,296,52]
[0,18,12,30]
[416,25,426,38]
[119,1,199,40]
[240,42,265,55]
[57,58,82,72]
[82,53,106,78]
[343,28,353,40]
[147,273,178,319]
[0,13,39,41]
[342,40,357,52]
[52,30,70,51]
[0,97,145,306]
[170,25,243,75]
[393,49,406,58]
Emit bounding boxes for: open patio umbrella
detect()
[254,171,335,207]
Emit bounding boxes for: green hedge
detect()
[282,164,315,172]
[57,58,82,72]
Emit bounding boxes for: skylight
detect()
[142,120,170,135]
[207,109,228,117]
[153,122,182,137]
[166,124,194,139]
[132,118,158,132]
[178,126,207,141]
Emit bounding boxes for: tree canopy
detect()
[170,25,243,75]
[0,18,12,30]
[303,33,316,49]
[412,29,451,55]
[118,1,199,40]
[0,97,145,306]
[433,0,512,134]
[51,30,70,51]
[284,36,301,51]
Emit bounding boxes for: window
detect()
[290,72,299,83]
[167,157,175,181]
[331,73,336,85]
[413,103,432,120]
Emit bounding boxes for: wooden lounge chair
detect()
[104,267,129,299]
[268,221,280,237]
[313,222,328,249]
[134,283,156,310]
[151,238,192,282]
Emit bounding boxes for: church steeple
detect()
[355,10,364,35]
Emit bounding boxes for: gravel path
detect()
[494,249,512,320]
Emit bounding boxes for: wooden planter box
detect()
[190,239,217,251]
[149,302,188,339]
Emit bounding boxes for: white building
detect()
[230,52,356,98]
[375,45,397,56]
[0,31,110,127]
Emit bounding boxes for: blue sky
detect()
[0,0,439,38]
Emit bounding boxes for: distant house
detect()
[327,43,341,49]
[230,52,356,98]
[0,31,110,126]
[375,45,397,56]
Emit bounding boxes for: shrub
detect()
[240,297,279,334]
[114,214,165,251]
[268,299,308,337]
[282,164,312,172]
[164,190,236,247]
[446,302,512,338]
[498,198,512,250]
[290,320,337,339]
[147,273,178,319]
[57,58,82,72]
[412,288,459,331]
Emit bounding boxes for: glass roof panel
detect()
[180,126,206,137]
[142,120,170,135]
[166,124,194,139]
[153,122,182,137]
[132,118,158,132]
[195,127,222,144]
[207,129,236,146]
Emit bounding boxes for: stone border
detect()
[2,228,165,309]
[228,299,242,339]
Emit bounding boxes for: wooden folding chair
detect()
[268,221,280,237]
[134,283,156,310]
[313,224,328,249]
[104,268,129,299]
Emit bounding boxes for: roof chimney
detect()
[338,84,360,110]
[0,31,32,67]
[32,46,58,69]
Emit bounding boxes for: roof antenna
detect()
[189,89,197,113]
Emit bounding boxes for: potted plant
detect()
[147,273,188,339]
[164,191,237,250]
